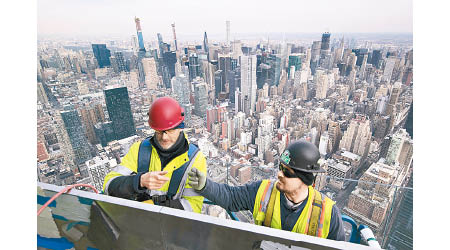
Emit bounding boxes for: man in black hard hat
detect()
[188,140,345,241]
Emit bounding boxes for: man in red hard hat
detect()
[103,97,207,213]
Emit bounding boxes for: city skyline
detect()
[38,0,413,38]
[34,1,416,249]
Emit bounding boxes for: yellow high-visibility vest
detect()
[103,135,206,213]
[252,179,334,238]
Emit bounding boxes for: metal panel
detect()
[37,182,376,250]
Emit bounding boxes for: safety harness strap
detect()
[306,189,323,236]
[137,138,152,173]
[263,181,278,227]
[167,144,199,199]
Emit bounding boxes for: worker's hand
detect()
[188,168,206,191]
[140,171,170,190]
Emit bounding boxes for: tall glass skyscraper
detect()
[92,44,111,68]
[134,17,146,52]
[60,110,91,165]
[104,87,136,140]
[320,32,331,51]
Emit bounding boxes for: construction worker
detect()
[188,140,345,240]
[103,96,207,213]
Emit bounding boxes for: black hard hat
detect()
[279,140,325,173]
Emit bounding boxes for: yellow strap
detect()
[307,189,323,236]
[263,181,278,227]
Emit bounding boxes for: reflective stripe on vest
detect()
[252,181,334,238]
[111,165,133,176]
[180,198,194,212]
[103,165,134,195]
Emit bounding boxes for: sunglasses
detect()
[279,163,298,178]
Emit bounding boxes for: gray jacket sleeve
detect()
[327,205,346,241]
[198,179,262,212]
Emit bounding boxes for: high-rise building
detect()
[163,51,177,78]
[385,176,413,249]
[339,116,371,156]
[171,74,190,105]
[383,57,397,83]
[240,55,257,114]
[114,52,127,72]
[188,53,201,81]
[219,54,232,87]
[386,129,410,166]
[104,87,136,140]
[171,23,178,51]
[315,70,328,99]
[268,55,282,86]
[320,32,331,51]
[203,32,209,60]
[79,103,106,145]
[141,57,159,89]
[327,121,341,154]
[92,44,111,68]
[37,82,49,106]
[94,121,115,147]
[135,17,146,52]
[288,55,301,78]
[60,109,91,165]
[214,70,224,98]
[371,50,382,69]
[397,137,413,168]
[193,80,208,118]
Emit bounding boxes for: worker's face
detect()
[155,128,181,149]
[276,163,304,193]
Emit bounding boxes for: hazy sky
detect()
[38,0,413,39]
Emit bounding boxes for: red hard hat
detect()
[148,97,184,131]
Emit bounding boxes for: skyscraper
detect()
[114,52,127,72]
[288,55,301,78]
[92,44,111,68]
[383,57,397,83]
[188,53,201,81]
[371,50,382,69]
[203,32,209,61]
[141,57,159,89]
[194,80,208,118]
[135,17,146,52]
[60,109,91,165]
[163,51,177,78]
[320,32,331,51]
[315,70,328,99]
[214,70,224,98]
[79,103,106,145]
[240,55,257,114]
[339,116,371,156]
[171,23,178,51]
[171,74,190,105]
[104,87,136,140]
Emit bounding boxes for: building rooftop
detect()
[339,150,361,161]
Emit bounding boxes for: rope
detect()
[37,184,99,216]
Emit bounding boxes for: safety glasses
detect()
[155,129,178,136]
[279,163,298,178]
